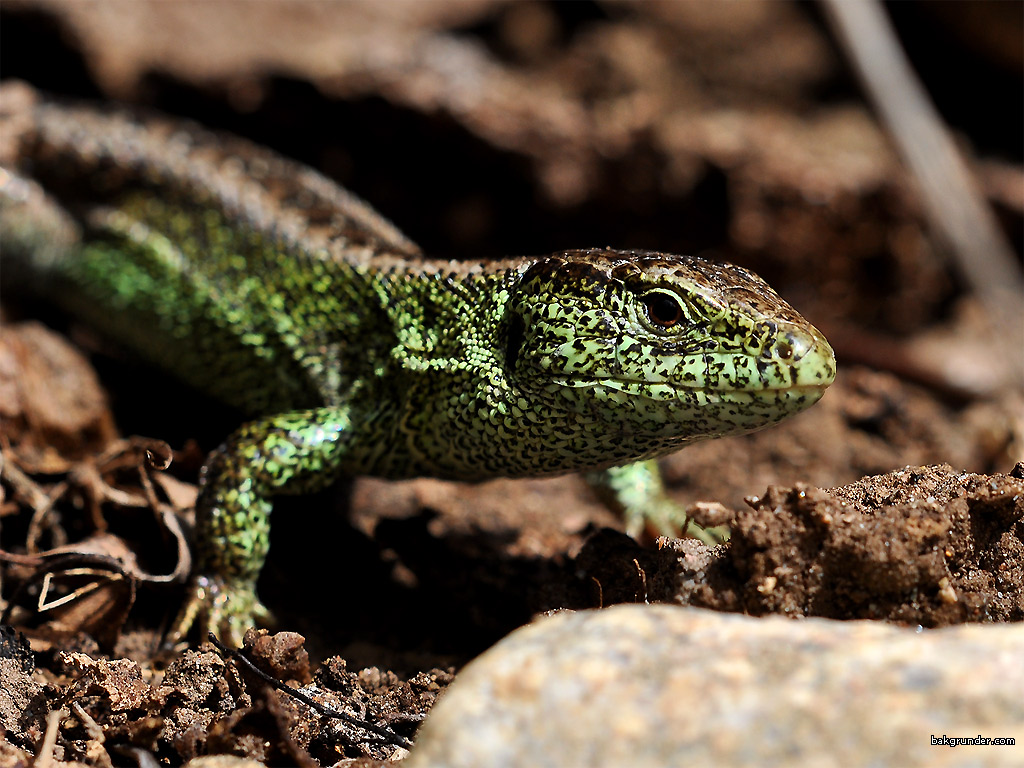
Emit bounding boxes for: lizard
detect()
[0,83,836,645]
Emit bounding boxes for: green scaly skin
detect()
[0,85,837,645]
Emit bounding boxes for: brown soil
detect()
[1,1,1021,765]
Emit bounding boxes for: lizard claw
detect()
[166,575,273,649]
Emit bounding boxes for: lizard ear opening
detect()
[505,312,525,372]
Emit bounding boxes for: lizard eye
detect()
[643,292,684,328]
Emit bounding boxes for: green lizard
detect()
[0,84,836,644]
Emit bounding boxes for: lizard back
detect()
[1,85,505,417]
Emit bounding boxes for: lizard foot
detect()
[166,575,273,649]
[625,496,730,545]
[589,461,730,545]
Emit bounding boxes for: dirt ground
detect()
[1,1,1022,765]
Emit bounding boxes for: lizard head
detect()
[504,248,835,458]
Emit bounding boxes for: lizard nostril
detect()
[774,330,818,362]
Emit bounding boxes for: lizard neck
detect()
[353,264,534,479]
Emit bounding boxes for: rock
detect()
[184,757,268,768]
[407,604,1024,768]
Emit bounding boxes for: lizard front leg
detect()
[169,406,352,647]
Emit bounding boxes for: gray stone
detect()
[407,605,1024,768]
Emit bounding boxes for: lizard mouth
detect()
[556,378,832,401]
[550,331,837,399]
[600,324,836,397]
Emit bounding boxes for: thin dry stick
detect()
[207,633,414,750]
[822,0,1024,386]
[34,708,65,768]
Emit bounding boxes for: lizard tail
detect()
[1,83,82,296]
